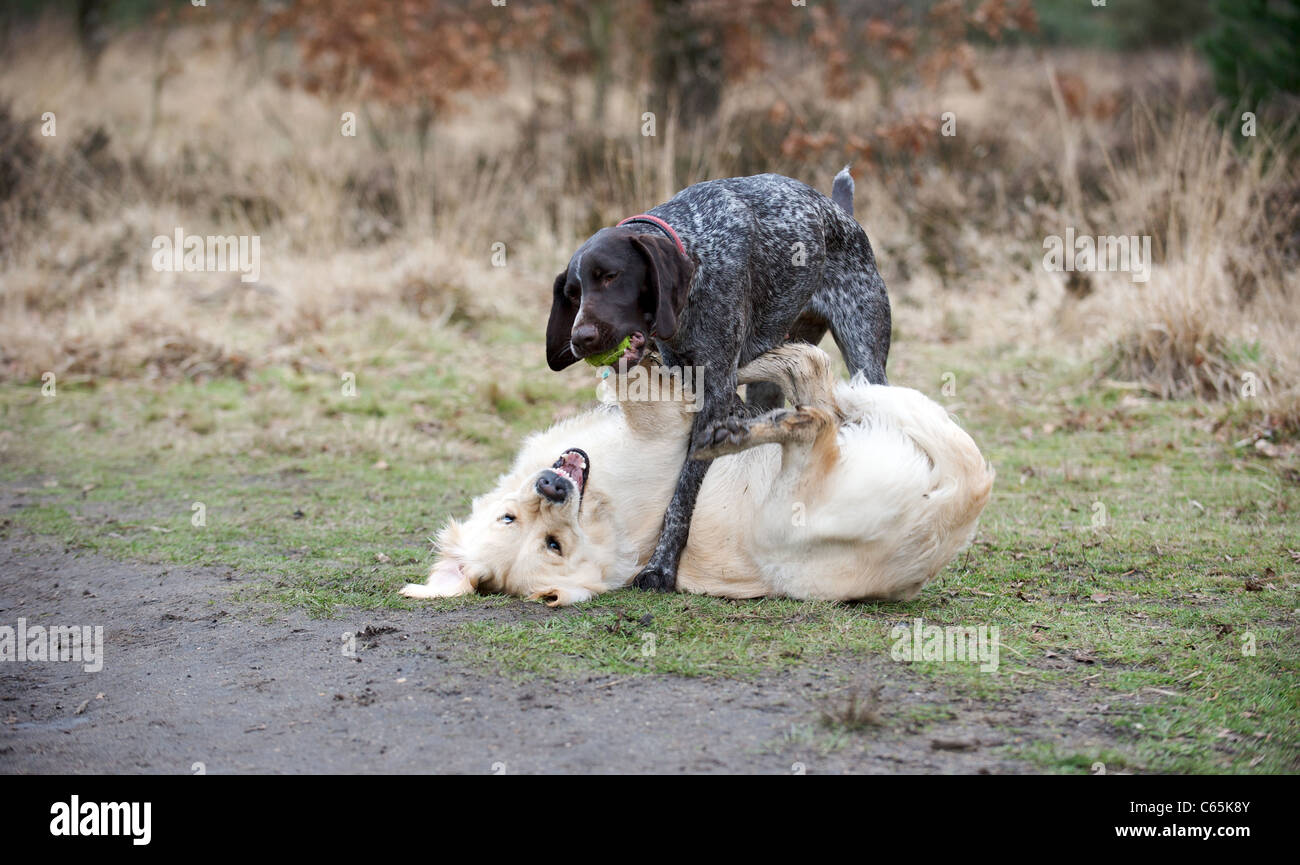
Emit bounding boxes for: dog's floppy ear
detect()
[545,270,580,371]
[630,234,695,341]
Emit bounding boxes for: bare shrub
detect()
[815,681,885,732]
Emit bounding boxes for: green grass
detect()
[2,334,1296,774]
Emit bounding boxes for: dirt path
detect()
[0,532,1137,774]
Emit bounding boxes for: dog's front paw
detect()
[691,415,749,457]
[528,586,596,607]
[400,582,462,600]
[528,588,566,608]
[632,563,677,592]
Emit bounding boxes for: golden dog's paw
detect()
[400,560,476,599]
[693,408,828,460]
[400,581,468,599]
[527,586,595,607]
[527,588,566,608]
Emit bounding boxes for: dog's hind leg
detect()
[820,260,891,385]
[698,344,843,503]
[692,406,830,457]
[696,405,837,457]
[736,343,838,412]
[744,381,784,414]
[693,404,840,509]
[744,313,830,412]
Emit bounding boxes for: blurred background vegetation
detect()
[0,0,1296,443]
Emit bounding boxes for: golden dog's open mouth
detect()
[551,448,589,497]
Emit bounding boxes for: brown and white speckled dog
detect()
[401,344,992,607]
[544,169,892,593]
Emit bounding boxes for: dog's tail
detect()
[831,165,854,217]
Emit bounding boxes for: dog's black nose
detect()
[571,324,601,355]
[535,470,570,504]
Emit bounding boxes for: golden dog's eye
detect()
[500,514,515,524]
[545,535,562,554]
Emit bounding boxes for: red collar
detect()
[616,214,686,257]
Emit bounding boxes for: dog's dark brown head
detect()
[545,228,695,371]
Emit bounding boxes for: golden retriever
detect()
[400,343,993,606]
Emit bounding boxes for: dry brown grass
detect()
[815,681,885,732]
[1086,110,1297,403]
[0,17,1295,431]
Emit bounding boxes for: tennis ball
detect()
[584,335,632,367]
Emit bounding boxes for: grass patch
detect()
[2,339,1297,773]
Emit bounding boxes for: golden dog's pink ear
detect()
[399,559,477,600]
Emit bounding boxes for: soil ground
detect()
[0,531,1148,775]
